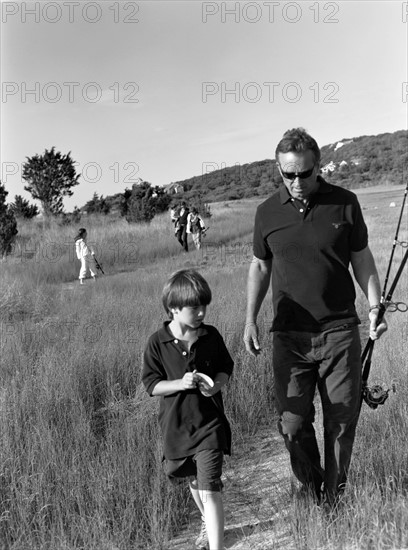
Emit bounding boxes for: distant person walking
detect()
[74,228,97,285]
[175,201,190,252]
[170,202,181,240]
[170,202,180,226]
[187,207,206,250]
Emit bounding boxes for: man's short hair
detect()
[162,269,212,318]
[275,128,321,164]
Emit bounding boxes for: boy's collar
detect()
[158,320,208,342]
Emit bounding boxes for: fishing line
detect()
[361,182,408,410]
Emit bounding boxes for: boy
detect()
[143,269,233,550]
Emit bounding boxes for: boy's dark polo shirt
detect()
[143,322,233,460]
[253,177,368,332]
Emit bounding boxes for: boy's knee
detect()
[189,478,199,490]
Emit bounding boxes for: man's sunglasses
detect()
[279,165,315,181]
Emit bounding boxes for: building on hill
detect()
[321,161,336,174]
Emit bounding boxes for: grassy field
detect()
[0,186,407,549]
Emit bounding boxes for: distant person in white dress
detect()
[187,208,206,250]
[74,228,97,284]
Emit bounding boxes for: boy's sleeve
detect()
[142,336,167,396]
[214,328,234,377]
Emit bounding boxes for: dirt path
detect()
[167,425,297,550]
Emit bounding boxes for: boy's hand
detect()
[198,384,218,397]
[196,373,228,397]
[181,371,198,391]
[196,374,215,397]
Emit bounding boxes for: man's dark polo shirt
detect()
[253,177,368,332]
[143,322,234,460]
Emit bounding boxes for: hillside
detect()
[166,129,407,203]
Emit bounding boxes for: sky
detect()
[1,0,407,210]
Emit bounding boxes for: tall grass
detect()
[1,189,407,549]
[0,199,273,549]
[2,199,258,286]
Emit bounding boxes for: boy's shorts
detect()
[164,449,224,492]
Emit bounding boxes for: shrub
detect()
[9,195,39,219]
[0,182,18,257]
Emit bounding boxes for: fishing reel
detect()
[362,383,396,410]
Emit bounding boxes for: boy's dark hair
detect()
[275,127,321,164]
[162,269,212,318]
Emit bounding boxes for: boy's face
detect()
[171,305,207,329]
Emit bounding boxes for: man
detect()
[176,201,190,252]
[243,128,387,506]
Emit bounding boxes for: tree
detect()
[83,192,111,215]
[125,181,156,223]
[10,195,39,219]
[57,206,82,226]
[0,182,18,258]
[22,147,80,216]
[119,188,132,217]
[152,186,172,214]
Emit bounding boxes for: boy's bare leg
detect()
[189,479,204,516]
[200,490,224,550]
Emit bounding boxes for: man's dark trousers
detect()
[273,326,362,502]
[176,224,188,252]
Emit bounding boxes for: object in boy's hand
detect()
[195,372,214,394]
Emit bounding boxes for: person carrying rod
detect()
[243,128,388,508]
[74,227,98,285]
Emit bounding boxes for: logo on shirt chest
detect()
[332,221,348,229]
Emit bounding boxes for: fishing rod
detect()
[93,254,105,275]
[381,182,408,299]
[361,183,408,409]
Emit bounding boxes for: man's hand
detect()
[244,322,261,357]
[368,309,388,340]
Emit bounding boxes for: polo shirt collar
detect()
[157,320,209,342]
[279,175,332,204]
